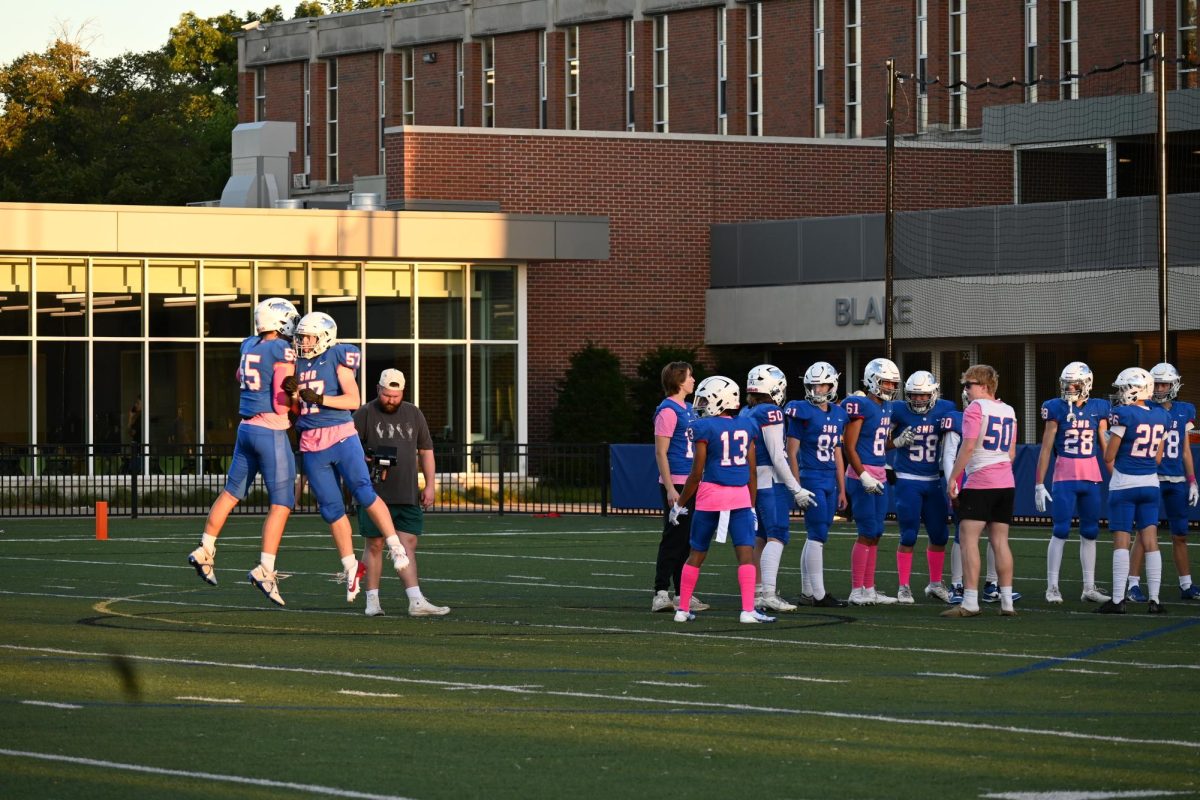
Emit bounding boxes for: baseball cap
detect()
[379,369,406,391]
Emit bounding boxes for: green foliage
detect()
[550,343,635,444]
[629,345,703,443]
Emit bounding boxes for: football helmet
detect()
[1059,361,1093,403]
[254,297,300,338]
[1112,367,1153,406]
[694,375,740,418]
[904,370,940,414]
[294,311,337,358]
[746,364,787,405]
[803,362,840,405]
[863,358,901,400]
[1149,362,1182,402]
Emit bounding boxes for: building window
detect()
[1142,0,1156,92]
[1183,0,1199,89]
[401,48,415,126]
[626,19,636,131]
[747,3,763,135]
[653,16,668,132]
[538,31,548,128]
[482,37,495,127]
[565,26,580,130]
[845,0,860,137]
[815,0,826,137]
[915,0,927,130]
[456,42,465,126]
[303,63,311,175]
[1025,0,1038,102]
[253,67,266,121]
[1060,0,1078,99]
[378,53,387,174]
[949,0,967,129]
[717,7,728,134]
[326,59,338,183]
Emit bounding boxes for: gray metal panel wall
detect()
[983,89,1200,145]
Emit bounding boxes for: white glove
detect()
[792,486,817,509]
[668,503,689,526]
[1034,484,1052,513]
[750,508,759,531]
[859,471,885,495]
[1190,481,1199,508]
[892,428,917,449]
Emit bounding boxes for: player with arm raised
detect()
[1034,362,1112,605]
[785,361,849,607]
[843,358,900,606]
[187,297,299,605]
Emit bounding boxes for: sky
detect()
[0,1,267,65]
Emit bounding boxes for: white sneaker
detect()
[409,597,450,617]
[651,590,674,612]
[188,545,217,586]
[1081,585,1111,603]
[390,544,410,575]
[673,609,695,623]
[849,587,873,606]
[676,594,710,612]
[896,585,915,605]
[739,610,776,623]
[247,563,285,606]
[868,588,898,605]
[761,593,797,612]
[754,590,765,610]
[924,581,950,603]
[365,600,385,617]
[344,560,365,603]
[1045,585,1064,604]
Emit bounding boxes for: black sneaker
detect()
[796,594,817,606]
[1095,599,1126,614]
[1147,600,1166,614]
[813,593,849,608]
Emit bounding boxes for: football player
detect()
[784,361,849,607]
[1033,361,1112,605]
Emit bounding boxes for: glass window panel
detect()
[471,266,515,340]
[149,342,197,448]
[257,261,306,312]
[0,341,30,445]
[35,257,87,338]
[203,342,243,483]
[203,260,253,338]
[93,258,143,337]
[366,262,412,339]
[417,265,464,340]
[363,342,414,405]
[420,343,465,446]
[37,340,86,446]
[148,259,199,338]
[0,257,31,336]
[93,341,143,474]
[471,344,516,442]
[311,261,360,338]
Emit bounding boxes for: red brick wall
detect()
[265,61,308,176]
[725,7,746,135]
[413,42,459,126]
[238,71,255,124]
[337,52,382,179]
[668,8,718,134]
[311,61,328,183]
[386,128,1012,440]
[632,19,655,132]
[1080,1,1141,98]
[463,41,482,127]
[762,0,812,137]
[496,31,540,129]
[579,19,627,131]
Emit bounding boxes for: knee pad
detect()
[318,497,346,524]
[1078,524,1100,540]
[898,528,918,548]
[1051,526,1071,541]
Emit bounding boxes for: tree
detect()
[166,7,284,99]
[629,346,703,443]
[551,343,635,444]
[0,41,93,156]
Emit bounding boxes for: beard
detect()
[379,400,401,413]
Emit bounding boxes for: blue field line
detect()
[996,616,1200,678]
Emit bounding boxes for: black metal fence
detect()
[0,443,620,518]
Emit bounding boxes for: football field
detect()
[1,514,1197,800]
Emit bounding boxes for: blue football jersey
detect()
[842,395,893,468]
[1041,397,1109,462]
[740,402,785,468]
[689,415,757,487]
[654,398,695,476]
[783,400,848,476]
[237,335,295,418]
[295,343,362,430]
[1151,400,1197,478]
[891,402,951,477]
[1110,404,1171,476]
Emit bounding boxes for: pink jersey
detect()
[696,481,752,512]
[1053,454,1102,482]
[299,420,357,452]
[962,398,1016,489]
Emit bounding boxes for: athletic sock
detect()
[1112,548,1130,606]
[260,552,276,572]
[851,543,869,589]
[804,541,826,599]
[986,541,998,584]
[962,589,980,612]
[1181,575,1193,591]
[1000,586,1014,612]
[951,542,963,586]
[405,585,422,601]
[1079,536,1098,587]
[341,554,358,574]
[1046,536,1065,587]
[866,544,879,589]
[927,548,945,584]
[896,550,913,587]
[737,563,757,613]
[1145,550,1162,603]
[677,563,701,613]
[201,533,218,553]
[760,540,784,596]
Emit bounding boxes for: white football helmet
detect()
[746,364,787,405]
[294,311,338,358]
[1059,361,1093,403]
[254,297,300,338]
[863,358,901,400]
[904,370,940,414]
[803,362,840,405]
[1150,362,1182,402]
[694,375,740,418]
[1112,367,1153,406]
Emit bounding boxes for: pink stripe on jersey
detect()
[696,481,752,512]
[847,464,886,482]
[966,462,1014,489]
[245,412,291,431]
[299,420,357,452]
[961,402,983,439]
[653,404,681,437]
[1053,456,1102,482]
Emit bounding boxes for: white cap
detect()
[379,369,406,391]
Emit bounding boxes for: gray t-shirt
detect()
[353,398,434,505]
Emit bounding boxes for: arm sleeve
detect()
[762,422,801,493]
[271,362,293,416]
[653,407,678,438]
[941,431,961,478]
[961,402,983,439]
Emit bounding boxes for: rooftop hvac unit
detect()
[292,173,309,190]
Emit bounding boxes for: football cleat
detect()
[796,593,816,606]
[1081,585,1111,603]
[1045,585,1064,604]
[1095,599,1126,614]
[673,609,695,623]
[812,593,849,608]
[949,584,964,605]
[1127,584,1148,603]
[896,585,915,605]
[1181,585,1200,601]
[982,582,1000,603]
[940,606,981,618]
[247,563,285,607]
[761,593,797,612]
[848,588,873,606]
[344,560,366,603]
[924,582,950,603]
[651,590,674,612]
[1147,600,1166,614]
[188,545,217,586]
[739,610,777,623]
[390,544,411,574]
[409,597,450,617]
[868,588,898,605]
[677,594,710,612]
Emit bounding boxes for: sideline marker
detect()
[95,501,108,540]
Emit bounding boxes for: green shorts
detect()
[356,503,424,537]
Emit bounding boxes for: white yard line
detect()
[776,676,848,684]
[21,700,82,709]
[174,696,243,703]
[982,792,1191,800]
[917,672,989,680]
[634,680,705,688]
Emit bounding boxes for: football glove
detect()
[281,375,298,395]
[792,486,816,509]
[892,428,917,449]
[1034,484,1052,513]
[668,503,689,526]
[859,471,885,495]
[299,388,324,406]
[1190,481,1199,508]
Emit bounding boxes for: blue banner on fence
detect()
[612,442,1200,522]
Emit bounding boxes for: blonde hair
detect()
[961,364,999,396]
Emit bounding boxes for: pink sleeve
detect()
[654,407,678,438]
[962,402,983,439]
[272,362,293,416]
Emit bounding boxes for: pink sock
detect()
[866,544,879,587]
[927,549,946,583]
[851,543,869,589]
[678,563,701,612]
[896,550,913,586]
[737,563,756,612]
